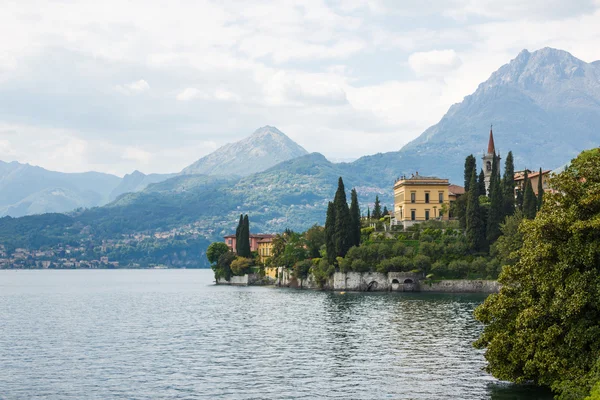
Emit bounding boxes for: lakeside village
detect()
[208,128,556,292]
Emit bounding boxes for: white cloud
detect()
[408,50,462,77]
[176,88,202,101]
[115,79,150,95]
[122,147,152,164]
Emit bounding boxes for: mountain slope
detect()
[350,47,600,185]
[108,170,176,201]
[0,161,122,217]
[181,126,309,176]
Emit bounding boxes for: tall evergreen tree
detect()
[537,168,544,211]
[238,215,251,257]
[325,202,336,264]
[333,177,352,258]
[235,214,243,254]
[372,195,382,220]
[487,158,504,243]
[349,188,361,248]
[466,170,487,252]
[478,169,486,197]
[464,154,476,191]
[522,171,537,219]
[502,151,515,217]
[367,207,370,220]
[382,206,389,216]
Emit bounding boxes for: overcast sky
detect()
[1,0,600,176]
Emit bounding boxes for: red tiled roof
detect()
[514,170,552,181]
[487,127,496,154]
[448,184,465,195]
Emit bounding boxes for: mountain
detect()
[108,170,176,201]
[181,126,309,176]
[351,47,600,185]
[0,161,122,217]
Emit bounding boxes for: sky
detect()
[1,0,600,176]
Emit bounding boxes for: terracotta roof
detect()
[448,184,465,195]
[487,127,496,154]
[514,170,552,181]
[258,237,274,243]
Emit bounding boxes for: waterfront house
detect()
[393,173,450,228]
[224,233,275,254]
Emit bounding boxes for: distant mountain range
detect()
[181,126,308,176]
[0,47,598,253]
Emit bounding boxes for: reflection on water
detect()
[0,270,553,399]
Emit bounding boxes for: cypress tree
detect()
[502,151,515,217]
[373,196,382,220]
[487,162,504,243]
[333,177,352,258]
[382,206,389,216]
[349,188,361,248]
[464,155,476,192]
[325,202,336,265]
[478,169,486,197]
[466,170,486,252]
[235,214,243,254]
[537,168,544,211]
[239,214,251,257]
[522,171,537,219]
[367,207,370,220]
[488,153,498,197]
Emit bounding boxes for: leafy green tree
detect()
[349,189,361,247]
[522,171,537,219]
[487,155,504,243]
[305,224,325,259]
[474,149,600,399]
[537,167,544,211]
[464,154,476,191]
[206,242,230,265]
[230,257,252,276]
[324,202,336,265]
[373,195,382,220]
[478,169,486,197]
[215,251,235,281]
[333,177,352,258]
[502,151,515,217]
[466,170,486,251]
[490,210,524,267]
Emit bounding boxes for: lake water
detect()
[0,270,552,399]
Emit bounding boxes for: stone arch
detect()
[367,281,378,291]
[391,279,400,291]
[403,278,414,284]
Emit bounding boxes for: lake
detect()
[0,269,552,399]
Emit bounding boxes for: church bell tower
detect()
[482,125,500,194]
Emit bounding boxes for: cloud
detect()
[176,88,201,101]
[122,147,152,164]
[115,79,150,95]
[408,50,462,77]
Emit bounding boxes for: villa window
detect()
[425,193,430,204]
[411,210,416,221]
[411,192,416,203]
[439,192,443,203]
[425,210,430,221]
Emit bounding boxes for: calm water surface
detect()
[0,270,552,399]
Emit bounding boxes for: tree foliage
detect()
[487,154,504,243]
[349,189,361,248]
[464,154,476,191]
[537,167,544,211]
[466,170,487,251]
[373,195,382,220]
[206,242,230,265]
[522,170,537,219]
[502,151,516,217]
[474,148,600,399]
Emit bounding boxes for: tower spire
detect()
[487,124,496,154]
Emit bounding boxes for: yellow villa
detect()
[257,237,278,279]
[393,173,450,228]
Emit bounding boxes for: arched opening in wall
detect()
[486,161,492,171]
[391,279,400,291]
[403,279,414,284]
[367,281,378,292]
